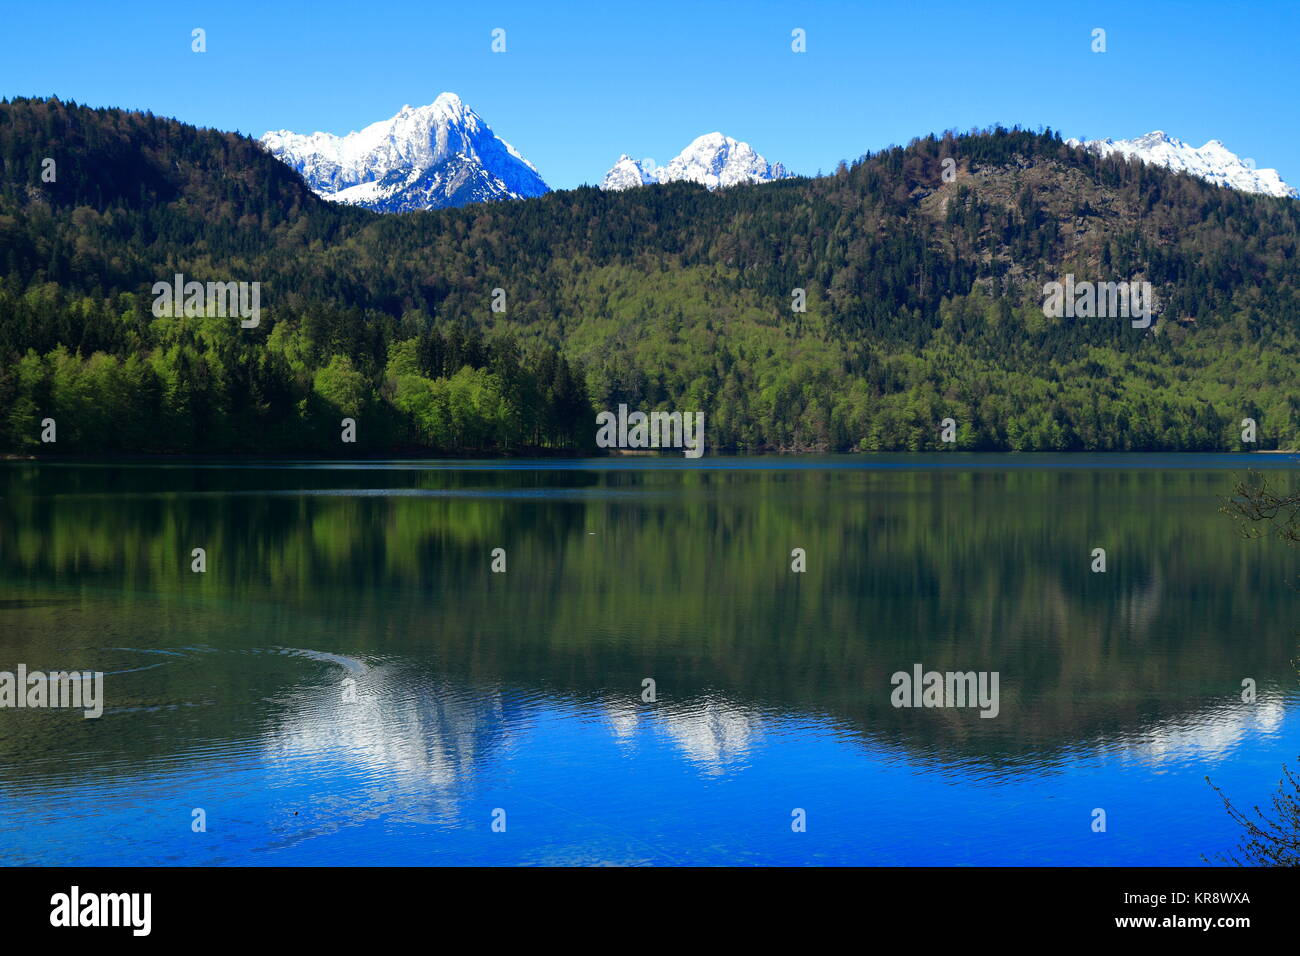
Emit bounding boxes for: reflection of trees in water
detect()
[1118,566,1162,635]
[2,464,1296,766]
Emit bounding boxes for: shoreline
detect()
[3,449,1297,463]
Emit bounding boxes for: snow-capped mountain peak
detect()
[600,154,656,191]
[260,94,548,212]
[1067,131,1297,199]
[601,133,793,191]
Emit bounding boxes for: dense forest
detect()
[1,96,1298,454]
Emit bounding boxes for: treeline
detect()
[1,96,1298,453]
[1,310,591,453]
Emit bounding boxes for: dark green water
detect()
[0,455,1297,865]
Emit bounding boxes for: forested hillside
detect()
[1,96,1298,454]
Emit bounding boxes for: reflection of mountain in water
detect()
[1116,695,1288,767]
[264,661,524,816]
[2,461,1297,776]
[605,696,764,776]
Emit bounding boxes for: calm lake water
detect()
[1,454,1297,866]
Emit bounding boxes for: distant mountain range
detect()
[262,95,794,211]
[261,94,1296,212]
[1066,131,1297,199]
[600,133,793,191]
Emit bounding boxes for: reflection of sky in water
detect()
[2,652,1296,865]
[3,457,1299,865]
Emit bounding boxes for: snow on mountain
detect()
[1067,131,1297,199]
[260,93,549,212]
[600,133,793,191]
[600,154,656,191]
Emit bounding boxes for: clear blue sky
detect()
[3,0,1297,190]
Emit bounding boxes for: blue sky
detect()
[3,0,1297,190]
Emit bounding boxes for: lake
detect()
[1,454,1297,865]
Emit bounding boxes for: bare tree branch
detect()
[1205,765,1300,866]
[1220,470,1300,544]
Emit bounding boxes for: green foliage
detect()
[2,98,1299,454]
